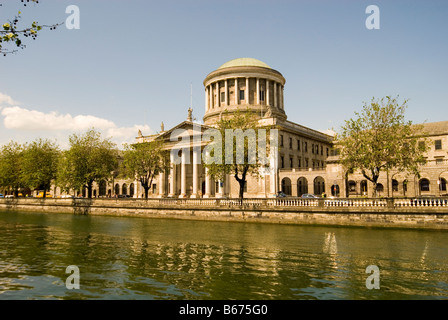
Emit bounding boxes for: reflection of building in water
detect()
[323,232,338,255]
[323,232,338,271]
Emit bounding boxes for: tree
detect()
[203,108,272,201]
[1,0,62,56]
[336,96,428,197]
[58,129,118,199]
[21,138,60,198]
[121,139,169,199]
[0,141,24,196]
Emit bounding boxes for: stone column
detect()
[209,85,213,109]
[256,78,260,105]
[235,78,238,105]
[269,173,276,197]
[280,85,284,110]
[266,79,270,106]
[245,77,249,104]
[169,152,176,197]
[225,79,228,106]
[191,149,199,198]
[216,81,220,106]
[180,150,187,198]
[158,172,165,198]
[274,82,277,109]
[216,179,224,198]
[205,87,209,111]
[204,167,211,198]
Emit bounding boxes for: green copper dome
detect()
[217,58,271,70]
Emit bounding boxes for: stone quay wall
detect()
[1,197,448,230]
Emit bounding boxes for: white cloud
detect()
[2,106,116,131]
[0,93,17,106]
[0,106,151,148]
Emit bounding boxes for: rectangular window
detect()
[289,137,292,149]
[298,158,301,168]
[305,158,309,168]
[281,156,285,169]
[290,157,293,168]
[259,91,265,101]
[220,92,225,103]
[435,140,442,150]
[321,145,323,155]
[297,140,300,151]
[304,142,308,153]
[326,148,329,157]
[280,135,284,147]
[239,90,245,100]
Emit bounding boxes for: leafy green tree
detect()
[336,96,428,197]
[203,108,272,200]
[0,141,24,196]
[121,139,169,199]
[21,138,60,198]
[1,0,62,55]
[57,129,118,199]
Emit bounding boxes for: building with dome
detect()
[133,58,339,198]
[109,58,448,199]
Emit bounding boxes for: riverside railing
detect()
[6,196,448,209]
[155,197,448,208]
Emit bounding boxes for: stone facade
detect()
[49,58,448,199]
[132,57,447,199]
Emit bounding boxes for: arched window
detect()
[360,180,368,195]
[348,180,357,193]
[114,184,120,196]
[440,178,447,192]
[331,184,340,197]
[297,177,308,196]
[130,183,135,197]
[420,179,430,192]
[122,183,128,195]
[392,179,399,192]
[376,183,384,193]
[314,176,325,195]
[281,178,292,196]
[99,180,107,197]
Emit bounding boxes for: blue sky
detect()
[1,0,447,148]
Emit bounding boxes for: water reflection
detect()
[0,211,447,300]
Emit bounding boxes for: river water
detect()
[0,211,447,300]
